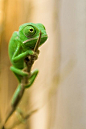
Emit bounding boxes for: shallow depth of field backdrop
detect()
[0,0,86,129]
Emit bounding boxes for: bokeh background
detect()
[0,0,86,129]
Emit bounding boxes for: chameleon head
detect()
[18,23,48,50]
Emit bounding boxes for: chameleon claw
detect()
[32,52,38,60]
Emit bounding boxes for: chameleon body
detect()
[3,23,48,126]
[9,22,48,106]
[9,23,47,84]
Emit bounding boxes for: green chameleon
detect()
[3,23,48,126]
[9,23,47,85]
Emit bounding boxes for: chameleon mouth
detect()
[23,35,47,44]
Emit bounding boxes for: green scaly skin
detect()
[2,23,48,127]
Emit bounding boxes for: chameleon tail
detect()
[11,84,25,107]
[2,84,25,128]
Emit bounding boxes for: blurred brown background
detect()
[0,0,86,129]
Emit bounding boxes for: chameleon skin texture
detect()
[8,23,48,83]
[1,23,48,128]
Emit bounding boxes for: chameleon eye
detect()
[23,25,36,37]
[30,28,34,32]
